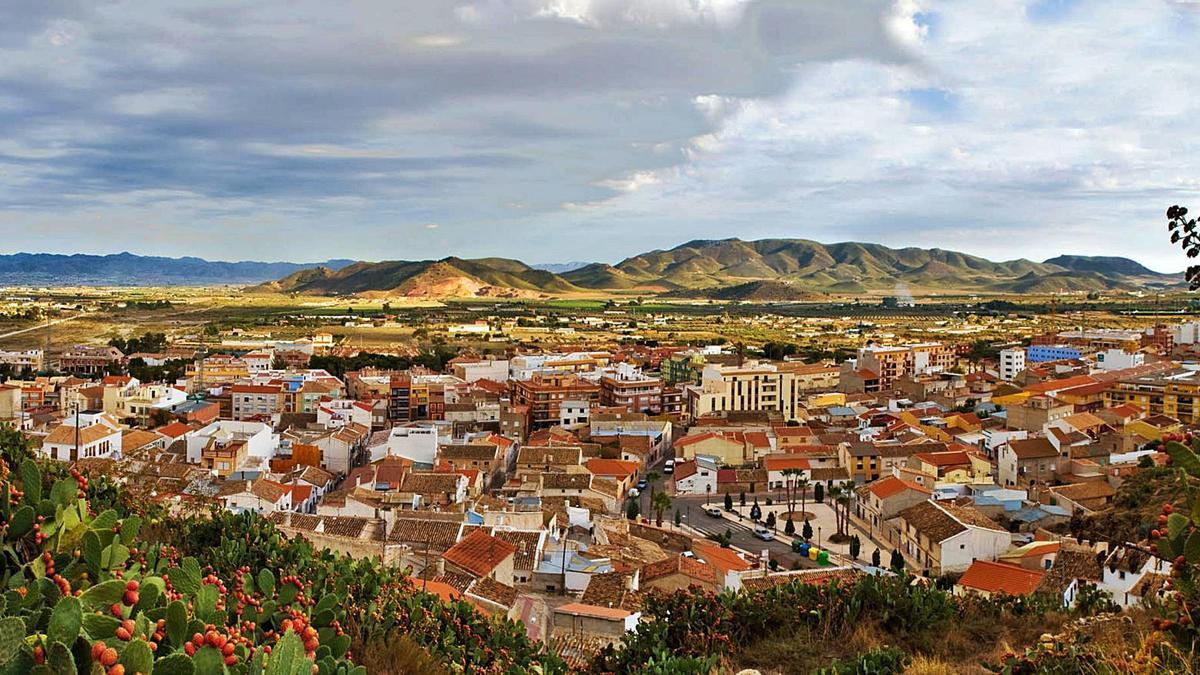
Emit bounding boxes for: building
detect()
[999,348,1025,382]
[886,500,1009,575]
[1025,345,1083,363]
[1104,369,1200,424]
[229,384,285,420]
[599,363,663,414]
[443,529,517,586]
[1095,349,1144,371]
[684,360,824,422]
[60,345,124,376]
[853,343,955,391]
[40,415,123,462]
[998,437,1059,488]
[1006,395,1073,433]
[855,476,933,531]
[0,349,44,371]
[954,560,1045,598]
[509,373,602,430]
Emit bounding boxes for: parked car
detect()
[704,506,723,518]
[753,526,775,542]
[663,459,675,474]
[636,479,648,490]
[628,488,640,498]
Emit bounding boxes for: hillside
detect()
[563,239,1162,293]
[0,252,355,286]
[1043,254,1173,278]
[257,256,582,297]
[255,238,1179,298]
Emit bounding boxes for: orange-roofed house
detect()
[585,458,641,495]
[673,431,747,465]
[954,560,1045,598]
[855,475,932,530]
[906,450,993,484]
[639,554,719,593]
[763,455,812,488]
[691,539,753,589]
[443,529,516,585]
[552,602,641,642]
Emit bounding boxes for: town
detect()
[2,294,1196,670]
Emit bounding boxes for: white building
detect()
[559,399,591,429]
[673,456,719,496]
[40,415,123,462]
[186,420,278,465]
[1095,348,1144,372]
[382,425,439,465]
[317,399,373,429]
[451,358,509,383]
[999,347,1026,382]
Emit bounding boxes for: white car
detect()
[628,488,640,498]
[663,459,675,474]
[704,506,723,518]
[753,526,775,541]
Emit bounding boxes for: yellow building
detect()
[1104,369,1200,425]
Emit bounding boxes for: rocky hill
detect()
[254,238,1180,297]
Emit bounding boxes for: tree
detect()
[652,491,672,527]
[829,484,844,536]
[674,509,682,527]
[796,476,810,520]
[872,549,882,568]
[1167,205,1200,289]
[849,535,861,560]
[723,528,733,548]
[784,517,795,536]
[724,492,733,511]
[890,548,905,573]
[626,498,640,521]
[765,511,777,531]
[646,470,661,503]
[814,482,824,504]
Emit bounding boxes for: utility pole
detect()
[72,402,80,462]
[560,525,568,596]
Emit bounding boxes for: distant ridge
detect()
[255,238,1180,298]
[1042,255,1171,278]
[0,252,357,286]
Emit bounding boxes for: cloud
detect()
[0,0,1194,271]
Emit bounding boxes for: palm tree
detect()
[652,491,672,527]
[796,476,810,520]
[828,483,843,537]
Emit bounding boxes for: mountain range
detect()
[0,253,356,286]
[255,238,1180,298]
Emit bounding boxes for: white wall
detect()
[384,426,438,464]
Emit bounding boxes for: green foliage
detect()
[817,646,909,675]
[0,432,557,675]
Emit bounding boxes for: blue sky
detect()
[0,0,1197,271]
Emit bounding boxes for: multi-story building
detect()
[0,349,44,371]
[599,363,663,414]
[186,354,250,387]
[508,373,601,430]
[60,345,124,376]
[1026,344,1083,363]
[999,347,1025,381]
[1104,368,1200,424]
[683,360,838,422]
[854,343,954,391]
[229,384,286,420]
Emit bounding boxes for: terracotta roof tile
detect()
[957,560,1044,596]
[443,529,516,578]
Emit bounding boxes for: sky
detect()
[1,0,1198,271]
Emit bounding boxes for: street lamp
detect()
[705,483,711,505]
[817,526,822,549]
